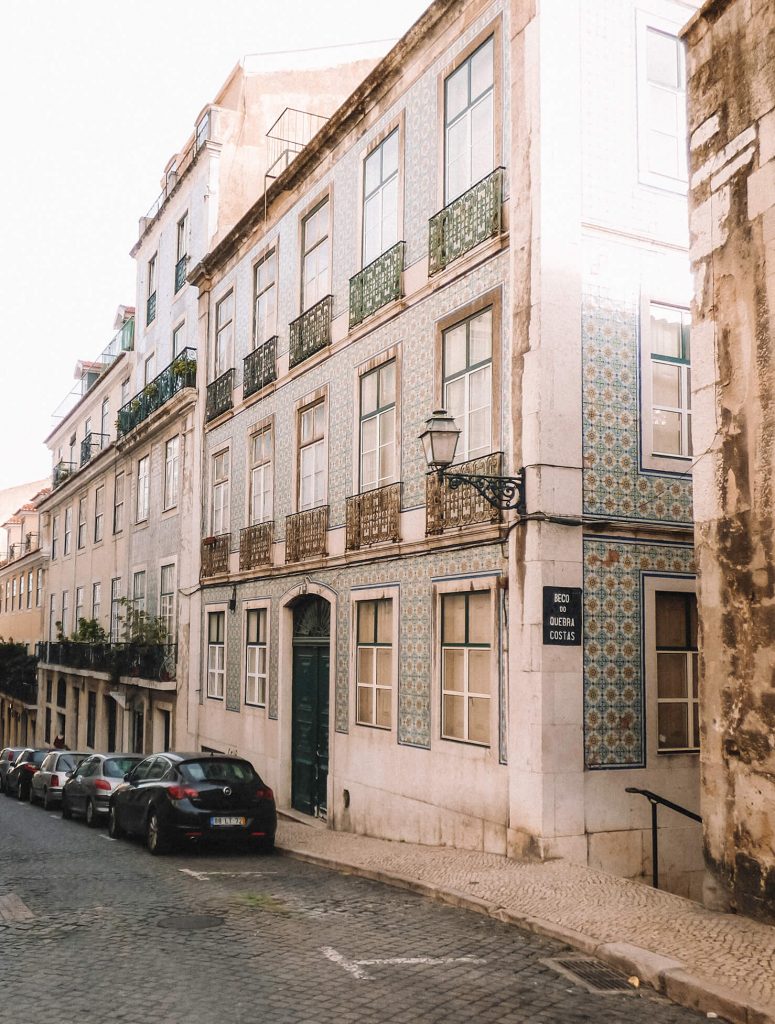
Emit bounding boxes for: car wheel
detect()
[16,781,26,802]
[146,811,170,855]
[43,788,54,811]
[85,799,98,828]
[29,785,38,805]
[61,793,72,819]
[108,804,124,839]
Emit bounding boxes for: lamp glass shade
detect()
[419,409,460,470]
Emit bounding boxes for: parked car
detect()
[0,747,25,793]
[30,750,89,809]
[108,752,277,855]
[61,753,144,827]
[5,748,51,801]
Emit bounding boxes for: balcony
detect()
[426,452,503,535]
[174,255,188,293]
[239,522,273,571]
[243,337,277,399]
[35,641,176,683]
[80,432,109,467]
[349,242,405,329]
[289,295,332,368]
[146,291,157,325]
[52,461,76,489]
[117,348,197,437]
[1,533,39,567]
[428,167,504,276]
[286,506,328,562]
[201,534,230,578]
[0,675,38,705]
[205,368,235,422]
[345,483,401,551]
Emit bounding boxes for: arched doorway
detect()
[291,595,330,818]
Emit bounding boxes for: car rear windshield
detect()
[104,757,142,778]
[31,751,49,765]
[180,760,257,784]
[57,753,83,771]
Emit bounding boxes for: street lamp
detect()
[419,409,526,513]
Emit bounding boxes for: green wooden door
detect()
[291,597,330,817]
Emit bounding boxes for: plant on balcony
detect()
[143,381,159,399]
[0,639,38,702]
[130,398,142,415]
[202,535,217,545]
[71,617,108,643]
[172,355,196,379]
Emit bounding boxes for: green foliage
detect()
[116,598,168,646]
[71,617,108,643]
[0,639,38,700]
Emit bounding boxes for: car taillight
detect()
[23,764,37,773]
[256,787,274,801]
[168,785,199,801]
[94,779,111,791]
[50,774,59,787]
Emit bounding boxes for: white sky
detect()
[0,0,430,491]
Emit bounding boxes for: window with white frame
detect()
[160,564,175,643]
[63,507,72,555]
[443,307,492,463]
[19,574,24,610]
[211,450,230,535]
[51,515,58,559]
[49,594,57,641]
[113,472,124,533]
[94,484,104,543]
[92,581,101,623]
[110,578,121,642]
[36,569,43,608]
[164,436,180,510]
[144,353,155,385]
[100,398,110,445]
[363,131,399,266]
[253,250,277,347]
[75,586,84,632]
[172,322,185,358]
[147,254,157,325]
[132,570,146,617]
[440,590,492,745]
[175,213,188,292]
[360,361,396,491]
[355,599,393,728]
[245,429,272,524]
[245,608,268,706]
[61,590,69,638]
[121,377,130,408]
[214,291,234,378]
[136,456,150,522]
[298,401,326,511]
[11,577,16,611]
[207,611,225,699]
[77,497,87,549]
[654,589,699,752]
[301,200,329,312]
[638,20,687,186]
[26,570,32,610]
[445,36,494,202]
[644,303,692,466]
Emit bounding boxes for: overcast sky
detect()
[0,0,430,491]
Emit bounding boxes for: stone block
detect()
[587,828,643,879]
[748,159,775,220]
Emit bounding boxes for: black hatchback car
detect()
[5,748,51,801]
[108,752,277,855]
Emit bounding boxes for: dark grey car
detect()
[0,747,24,793]
[30,750,89,809]
[62,754,144,827]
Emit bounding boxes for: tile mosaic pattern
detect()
[583,537,695,768]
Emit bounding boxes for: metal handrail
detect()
[626,786,702,890]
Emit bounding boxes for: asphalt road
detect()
[0,794,708,1024]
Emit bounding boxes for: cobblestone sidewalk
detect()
[276,818,775,1024]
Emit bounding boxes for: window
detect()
[113,473,124,533]
[160,564,175,643]
[644,303,692,466]
[250,428,272,525]
[77,497,87,549]
[655,590,699,752]
[63,507,72,555]
[298,401,326,511]
[36,569,43,608]
[75,587,84,632]
[132,571,146,616]
[356,600,393,728]
[110,578,121,642]
[85,417,92,439]
[443,307,492,463]
[121,377,130,408]
[440,590,492,745]
[638,20,687,186]
[164,436,180,510]
[360,361,396,491]
[61,590,69,638]
[363,131,399,266]
[172,322,185,358]
[144,353,155,385]
[100,398,110,446]
[253,250,277,347]
[49,594,57,641]
[196,110,210,150]
[175,213,188,292]
[94,484,104,542]
[147,254,157,325]
[301,199,329,312]
[207,611,225,699]
[214,291,234,378]
[136,456,150,522]
[92,581,101,623]
[211,450,230,535]
[12,577,17,611]
[18,575,23,609]
[86,691,96,748]
[445,37,494,202]
[245,608,267,706]
[26,570,32,610]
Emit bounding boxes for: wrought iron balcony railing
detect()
[243,337,277,399]
[35,641,176,682]
[428,167,504,276]
[426,452,503,535]
[349,241,405,329]
[174,255,188,293]
[345,482,401,551]
[201,534,230,578]
[52,461,76,489]
[286,506,328,562]
[146,291,157,325]
[289,295,332,368]
[1,533,40,567]
[239,522,273,571]
[80,432,110,467]
[205,368,235,422]
[117,348,197,437]
[0,675,38,705]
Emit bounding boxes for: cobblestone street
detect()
[0,797,708,1024]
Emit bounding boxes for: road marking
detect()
[98,835,117,842]
[179,869,275,881]
[321,947,486,980]
[321,946,372,980]
[0,894,34,922]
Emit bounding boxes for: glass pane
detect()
[445,63,468,123]
[443,694,464,739]
[692,654,699,697]
[658,653,688,699]
[363,193,381,266]
[378,407,394,448]
[301,408,313,444]
[442,594,466,643]
[379,436,395,483]
[361,416,378,455]
[652,362,681,407]
[376,647,392,686]
[658,702,688,749]
[357,648,374,690]
[647,29,679,88]
[361,371,378,416]
[468,697,489,744]
[470,38,494,99]
[692,702,699,746]
[470,92,494,183]
[446,118,469,200]
[314,402,325,437]
[358,602,376,643]
[444,324,467,378]
[468,591,491,644]
[382,130,399,179]
[469,310,492,364]
[653,408,682,454]
[651,306,683,358]
[650,87,679,134]
[376,687,391,728]
[689,596,698,648]
[656,592,688,647]
[443,648,465,692]
[376,600,392,644]
[361,450,377,489]
[380,362,396,406]
[217,292,233,327]
[357,685,373,725]
[648,128,680,178]
[364,148,381,196]
[468,649,491,694]
[381,177,398,251]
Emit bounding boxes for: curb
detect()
[277,843,774,1024]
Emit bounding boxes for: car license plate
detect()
[210,815,246,827]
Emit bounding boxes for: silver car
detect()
[61,753,144,827]
[30,750,89,809]
[0,747,25,793]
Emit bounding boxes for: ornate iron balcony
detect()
[239,522,273,570]
[205,367,235,422]
[289,295,332,368]
[174,255,188,293]
[146,291,157,325]
[426,452,503,535]
[35,640,176,682]
[286,506,328,562]
[243,337,277,399]
[345,482,401,550]
[52,461,76,489]
[349,241,405,329]
[117,348,197,437]
[201,534,230,578]
[428,167,504,276]
[80,432,110,467]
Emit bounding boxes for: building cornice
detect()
[680,0,734,40]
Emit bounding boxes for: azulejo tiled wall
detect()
[583,536,695,768]
[582,288,693,525]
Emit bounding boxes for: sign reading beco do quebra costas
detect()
[542,587,582,645]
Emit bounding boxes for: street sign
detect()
[543,587,582,645]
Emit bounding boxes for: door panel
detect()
[316,648,329,816]
[292,644,329,817]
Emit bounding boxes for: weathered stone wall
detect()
[683,0,775,922]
